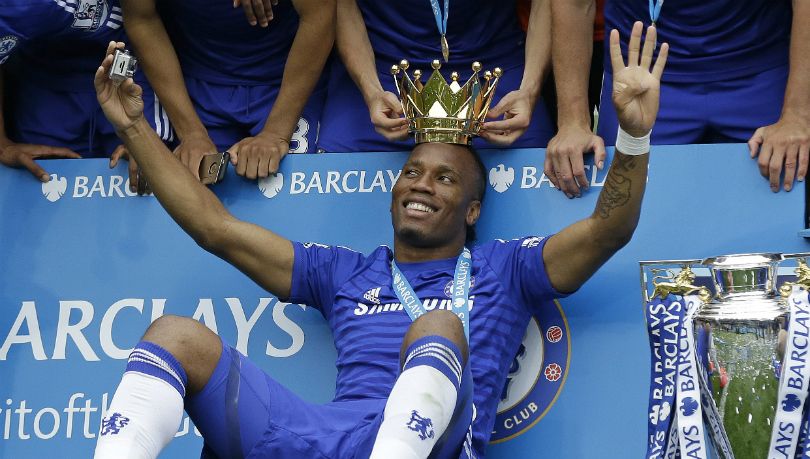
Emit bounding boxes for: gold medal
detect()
[441,34,449,62]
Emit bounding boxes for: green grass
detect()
[708,330,779,458]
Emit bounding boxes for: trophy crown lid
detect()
[392,58,503,145]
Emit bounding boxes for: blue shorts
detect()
[187,340,473,459]
[183,77,324,154]
[316,60,554,152]
[596,64,788,145]
[5,75,171,158]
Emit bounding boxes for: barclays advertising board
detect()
[0,144,805,458]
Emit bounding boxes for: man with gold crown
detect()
[92,20,667,459]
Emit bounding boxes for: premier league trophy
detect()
[640,253,810,459]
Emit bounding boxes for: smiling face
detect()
[391,143,483,255]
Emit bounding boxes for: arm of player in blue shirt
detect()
[228,0,335,178]
[122,0,219,181]
[544,0,607,198]
[543,22,668,294]
[95,42,296,299]
[480,0,550,147]
[335,0,409,142]
[748,0,810,193]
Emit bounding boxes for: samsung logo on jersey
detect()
[354,297,475,316]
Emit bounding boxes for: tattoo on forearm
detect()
[595,153,638,219]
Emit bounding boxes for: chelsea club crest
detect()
[490,299,571,443]
[0,36,19,65]
[72,0,109,31]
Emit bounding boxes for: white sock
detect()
[94,342,186,459]
[371,336,463,459]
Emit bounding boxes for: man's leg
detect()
[370,310,470,459]
[94,315,222,459]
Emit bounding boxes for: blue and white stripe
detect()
[153,96,174,143]
[404,338,463,387]
[125,342,187,397]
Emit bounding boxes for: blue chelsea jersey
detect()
[287,236,567,457]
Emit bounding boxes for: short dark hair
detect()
[464,145,487,244]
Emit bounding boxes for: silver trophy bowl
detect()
[695,253,786,459]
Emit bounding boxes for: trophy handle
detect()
[778,255,810,297]
[639,259,708,303]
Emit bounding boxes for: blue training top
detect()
[604,0,793,82]
[287,236,567,458]
[159,0,299,86]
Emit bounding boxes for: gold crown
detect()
[391,59,502,145]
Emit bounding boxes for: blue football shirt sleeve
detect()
[286,241,366,316]
[479,236,570,308]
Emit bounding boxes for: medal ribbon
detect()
[428,0,450,61]
[648,0,663,25]
[767,286,810,458]
[391,247,472,340]
[645,294,686,458]
[674,295,708,459]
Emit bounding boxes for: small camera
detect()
[108,49,138,84]
[199,152,230,185]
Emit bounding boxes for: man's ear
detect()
[466,200,481,227]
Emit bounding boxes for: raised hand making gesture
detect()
[610,22,668,141]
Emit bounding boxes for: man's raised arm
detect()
[94,42,294,299]
[543,22,668,293]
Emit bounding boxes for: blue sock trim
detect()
[126,341,188,397]
[403,335,464,388]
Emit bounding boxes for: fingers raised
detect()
[627,21,644,67]
[609,29,625,73]
[640,26,656,69]
[652,42,669,80]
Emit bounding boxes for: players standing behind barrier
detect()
[316,0,555,152]
[0,0,169,185]
[549,0,809,195]
[120,0,333,188]
[92,19,666,458]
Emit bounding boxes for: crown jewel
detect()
[391,60,502,145]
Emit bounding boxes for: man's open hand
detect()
[611,22,668,138]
